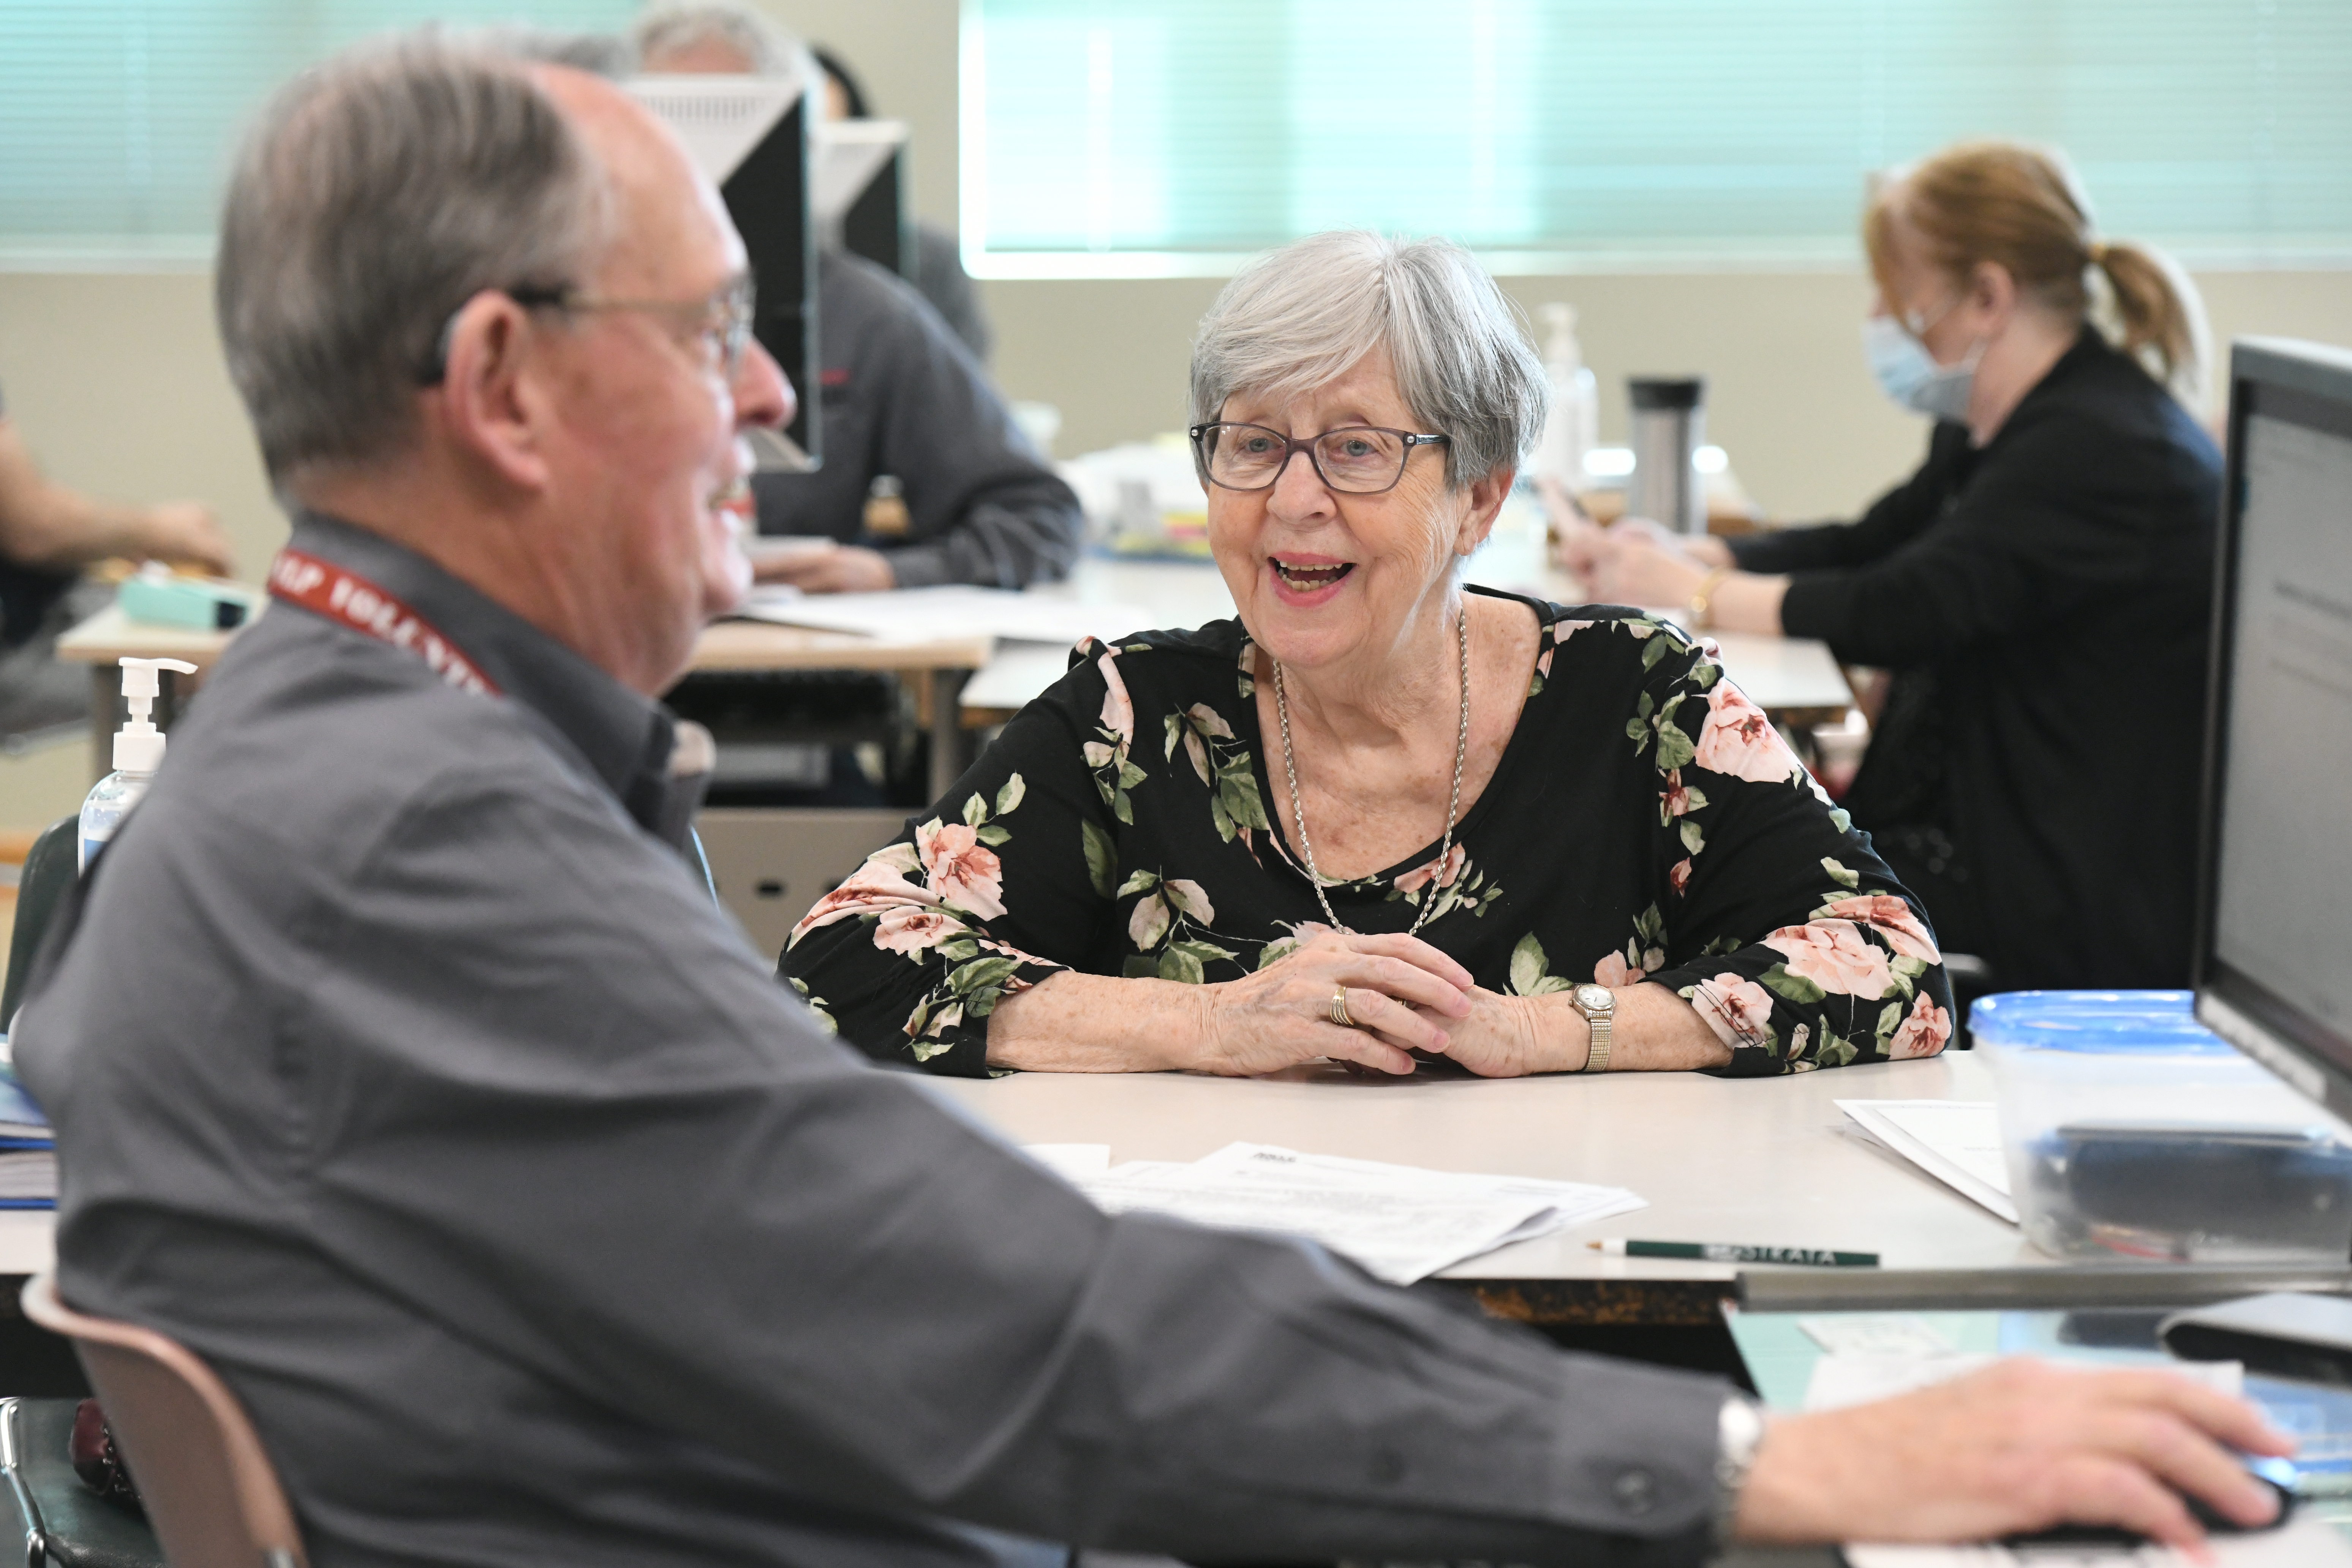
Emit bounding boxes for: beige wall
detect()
[3,0,2352,829]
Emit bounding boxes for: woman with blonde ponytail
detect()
[1580,140,2222,994]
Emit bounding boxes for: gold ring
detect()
[1329,984,1357,1029]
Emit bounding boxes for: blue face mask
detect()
[1860,313,1982,423]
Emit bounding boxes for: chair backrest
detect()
[1,815,79,1032]
[20,1272,308,1568]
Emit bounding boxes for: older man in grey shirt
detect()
[11,33,2292,1568]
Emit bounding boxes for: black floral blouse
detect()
[780,588,1955,1078]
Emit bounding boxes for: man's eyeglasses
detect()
[1188,422,1450,496]
[419,277,757,384]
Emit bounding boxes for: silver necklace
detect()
[1271,607,1470,939]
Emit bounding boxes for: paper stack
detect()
[1053,1141,1644,1285]
[0,1076,55,1209]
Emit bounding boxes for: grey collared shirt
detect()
[15,514,1726,1567]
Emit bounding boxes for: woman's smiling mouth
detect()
[1271,556,1355,594]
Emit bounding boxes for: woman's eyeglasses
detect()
[1189,422,1449,495]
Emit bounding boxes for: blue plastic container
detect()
[1974,990,2352,1263]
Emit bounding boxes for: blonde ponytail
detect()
[1866,141,2208,407]
[2092,240,2208,406]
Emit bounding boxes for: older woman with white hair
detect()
[784,232,1954,1078]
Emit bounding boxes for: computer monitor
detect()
[2194,337,2352,1121]
[625,71,820,471]
[814,119,911,279]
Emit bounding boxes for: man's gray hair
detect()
[1189,231,1547,489]
[632,2,800,74]
[216,33,614,483]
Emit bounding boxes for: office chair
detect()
[21,1272,308,1568]
[1,816,78,1032]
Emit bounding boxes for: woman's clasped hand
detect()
[1192,928,1475,1076]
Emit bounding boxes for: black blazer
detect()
[1732,330,2221,989]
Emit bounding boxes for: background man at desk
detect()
[633,2,1083,596]
[14,35,2293,1568]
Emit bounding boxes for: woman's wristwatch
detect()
[1569,983,1614,1072]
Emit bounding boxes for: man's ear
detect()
[425,294,554,494]
[1455,464,1515,555]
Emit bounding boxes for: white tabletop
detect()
[0,1209,54,1276]
[965,503,1853,718]
[924,1053,2031,1283]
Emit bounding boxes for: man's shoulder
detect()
[168,607,604,844]
[820,248,960,356]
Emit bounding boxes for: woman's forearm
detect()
[1710,571,1789,637]
[986,970,1208,1071]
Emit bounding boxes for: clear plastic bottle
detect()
[79,656,196,873]
[1534,302,1600,493]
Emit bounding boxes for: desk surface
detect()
[57,508,1850,715]
[55,602,996,678]
[925,1053,2029,1285]
[964,507,1853,719]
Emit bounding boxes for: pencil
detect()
[1588,1238,1879,1267]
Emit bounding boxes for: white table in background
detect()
[963,505,1854,725]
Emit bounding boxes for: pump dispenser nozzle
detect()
[115,657,198,774]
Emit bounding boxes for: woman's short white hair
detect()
[631,2,798,74]
[1189,231,1548,490]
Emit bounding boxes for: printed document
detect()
[1070,1141,1643,1285]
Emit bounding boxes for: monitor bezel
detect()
[2192,337,2352,1124]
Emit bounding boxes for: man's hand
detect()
[1737,1359,2294,1551]
[138,501,235,577]
[750,540,895,594]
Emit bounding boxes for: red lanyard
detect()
[267,548,501,697]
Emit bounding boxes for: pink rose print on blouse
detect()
[1692,681,1799,784]
[917,819,1007,920]
[1691,972,1775,1052]
[789,857,942,944]
[1395,843,1466,897]
[1097,648,1134,749]
[1819,894,1941,964]
[1889,993,1952,1058]
[872,905,969,955]
[1763,919,1892,998]
[1593,950,1634,988]
[1669,857,1693,895]
[1660,770,1698,817]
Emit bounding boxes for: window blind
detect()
[961,0,2352,277]
[0,2,638,266]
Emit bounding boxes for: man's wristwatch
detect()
[1569,983,1614,1073]
[1715,1395,1769,1541]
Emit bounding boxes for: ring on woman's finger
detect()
[1329,984,1358,1030]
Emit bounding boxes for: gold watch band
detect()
[1572,985,1614,1073]
[1688,566,1733,631]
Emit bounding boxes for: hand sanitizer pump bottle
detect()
[1534,302,1600,494]
[79,656,198,873]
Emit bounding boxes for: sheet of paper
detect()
[1022,1143,1111,1179]
[732,585,1152,648]
[1839,1099,2018,1223]
[1185,1142,1646,1244]
[1800,1314,1957,1358]
[1846,1514,2352,1566]
[1071,1141,1643,1285]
